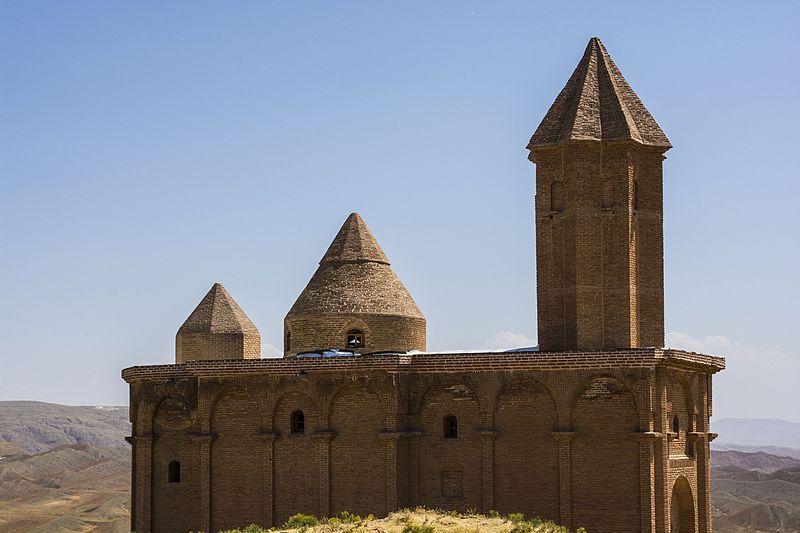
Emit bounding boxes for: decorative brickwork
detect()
[124,37,724,533]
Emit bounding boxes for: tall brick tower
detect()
[528,37,672,351]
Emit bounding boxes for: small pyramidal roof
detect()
[320,212,389,265]
[287,213,423,318]
[178,283,259,334]
[528,37,671,149]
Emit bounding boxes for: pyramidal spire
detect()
[178,283,259,334]
[319,212,390,265]
[528,37,671,148]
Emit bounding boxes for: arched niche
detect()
[669,376,694,457]
[273,391,320,525]
[329,385,387,517]
[151,397,199,533]
[210,387,265,531]
[417,381,481,511]
[493,380,559,520]
[571,376,641,533]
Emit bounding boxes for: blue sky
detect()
[1,2,798,421]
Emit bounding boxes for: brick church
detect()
[123,38,725,533]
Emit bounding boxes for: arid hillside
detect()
[0,401,130,532]
[0,401,129,454]
[711,450,800,532]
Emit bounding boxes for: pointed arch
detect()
[670,476,696,533]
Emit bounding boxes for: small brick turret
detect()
[528,37,670,351]
[284,212,425,356]
[175,282,261,363]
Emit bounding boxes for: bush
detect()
[283,513,319,529]
[402,523,435,533]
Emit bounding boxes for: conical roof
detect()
[286,213,423,318]
[528,37,671,149]
[178,283,259,334]
[320,213,389,265]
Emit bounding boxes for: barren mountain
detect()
[712,450,800,473]
[0,401,129,454]
[0,402,130,532]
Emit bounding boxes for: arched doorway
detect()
[670,476,695,533]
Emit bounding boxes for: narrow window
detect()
[443,415,458,439]
[550,181,564,212]
[672,415,680,437]
[346,329,364,349]
[168,460,181,483]
[291,410,305,434]
[285,330,291,352]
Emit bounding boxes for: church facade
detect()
[123,38,724,533]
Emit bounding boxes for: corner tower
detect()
[528,37,671,351]
[175,282,261,363]
[284,212,425,356]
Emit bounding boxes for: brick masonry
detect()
[124,350,723,533]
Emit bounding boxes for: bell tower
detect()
[528,37,671,351]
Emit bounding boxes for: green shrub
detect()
[402,523,435,533]
[507,512,526,523]
[283,513,319,529]
[487,510,501,518]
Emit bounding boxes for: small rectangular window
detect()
[168,461,181,483]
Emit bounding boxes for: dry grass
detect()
[220,508,582,533]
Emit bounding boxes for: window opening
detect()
[346,329,364,349]
[672,415,680,436]
[291,410,305,434]
[443,415,458,438]
[168,460,181,483]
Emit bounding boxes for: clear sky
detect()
[1,2,798,421]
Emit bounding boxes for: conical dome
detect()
[176,283,261,363]
[284,213,425,356]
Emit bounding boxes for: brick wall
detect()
[284,314,426,356]
[532,142,666,351]
[126,352,722,533]
[176,332,261,363]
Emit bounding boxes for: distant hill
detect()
[711,451,800,532]
[0,401,129,454]
[0,444,130,532]
[712,450,800,473]
[713,418,800,450]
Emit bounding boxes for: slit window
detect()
[346,329,364,349]
[443,415,458,439]
[285,330,291,352]
[291,410,305,435]
[672,415,680,436]
[168,460,181,483]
